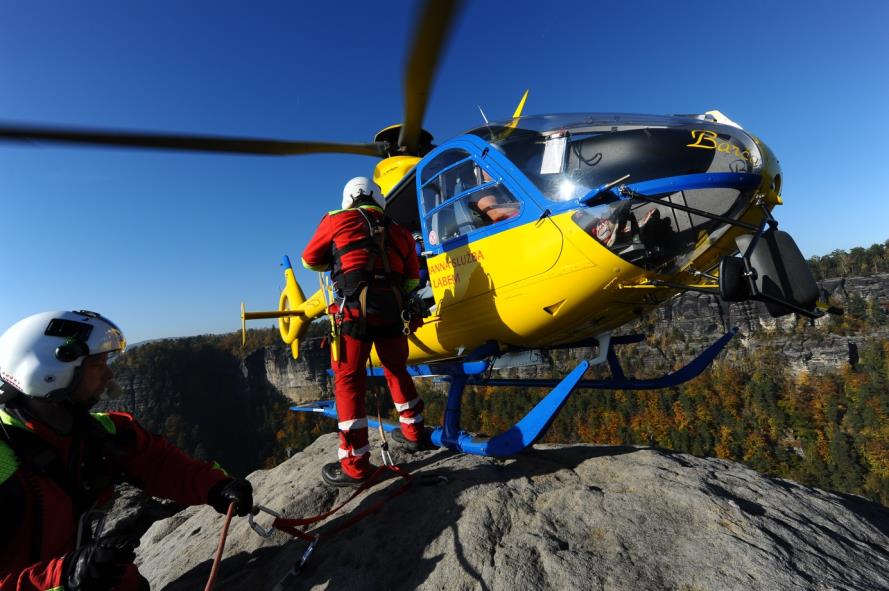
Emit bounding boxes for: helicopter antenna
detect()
[477,105,490,125]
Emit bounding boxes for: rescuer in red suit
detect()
[301,177,427,487]
[0,310,254,591]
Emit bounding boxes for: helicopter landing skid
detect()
[290,328,738,457]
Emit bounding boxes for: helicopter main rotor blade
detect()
[0,123,388,158]
[399,0,465,154]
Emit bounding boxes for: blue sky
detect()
[1,0,887,343]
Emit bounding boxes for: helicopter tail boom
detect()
[241,256,327,359]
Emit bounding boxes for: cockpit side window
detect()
[419,149,521,247]
[420,150,467,186]
[439,159,483,200]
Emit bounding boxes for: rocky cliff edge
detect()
[133,432,889,591]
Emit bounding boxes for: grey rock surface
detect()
[136,433,889,591]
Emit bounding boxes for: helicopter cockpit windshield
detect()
[470,114,769,272]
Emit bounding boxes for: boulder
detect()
[135,433,889,591]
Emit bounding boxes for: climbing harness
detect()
[400,308,412,336]
[330,207,407,340]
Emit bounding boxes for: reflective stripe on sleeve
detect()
[399,414,423,425]
[338,417,368,431]
[394,398,421,412]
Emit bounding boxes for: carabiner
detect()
[300,536,319,567]
[272,536,320,591]
[248,505,282,538]
[380,442,395,467]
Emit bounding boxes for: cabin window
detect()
[420,149,521,246]
[571,187,746,272]
[420,149,468,186]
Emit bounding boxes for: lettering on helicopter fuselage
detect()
[687,130,760,166]
[429,250,485,290]
[428,250,486,274]
[432,273,461,288]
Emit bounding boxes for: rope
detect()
[272,464,413,541]
[203,501,236,591]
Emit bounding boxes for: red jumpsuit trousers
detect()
[333,327,424,478]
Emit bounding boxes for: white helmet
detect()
[0,310,126,401]
[341,176,382,209]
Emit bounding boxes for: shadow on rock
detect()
[835,492,889,540]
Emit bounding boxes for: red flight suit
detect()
[301,203,423,478]
[0,407,230,590]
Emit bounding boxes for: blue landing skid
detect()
[291,328,739,458]
[291,361,589,458]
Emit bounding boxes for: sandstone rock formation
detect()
[245,338,331,404]
[134,433,889,591]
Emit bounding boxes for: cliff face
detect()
[248,337,331,404]
[491,273,889,383]
[649,273,889,374]
[96,339,292,475]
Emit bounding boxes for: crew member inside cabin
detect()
[591,202,659,248]
[0,310,254,591]
[301,177,430,487]
[468,168,520,224]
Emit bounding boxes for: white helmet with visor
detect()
[0,310,126,401]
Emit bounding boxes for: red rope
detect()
[204,501,236,591]
[205,465,413,589]
[272,464,413,542]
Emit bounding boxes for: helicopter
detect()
[0,0,824,458]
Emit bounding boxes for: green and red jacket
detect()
[0,407,230,591]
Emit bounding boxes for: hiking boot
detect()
[321,462,372,488]
[390,427,435,453]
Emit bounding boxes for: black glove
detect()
[64,535,139,591]
[137,573,151,591]
[207,478,253,516]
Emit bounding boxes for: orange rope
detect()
[204,501,236,591]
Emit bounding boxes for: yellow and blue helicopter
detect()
[0,0,823,457]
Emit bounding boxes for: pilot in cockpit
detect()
[468,167,520,224]
[592,202,658,248]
